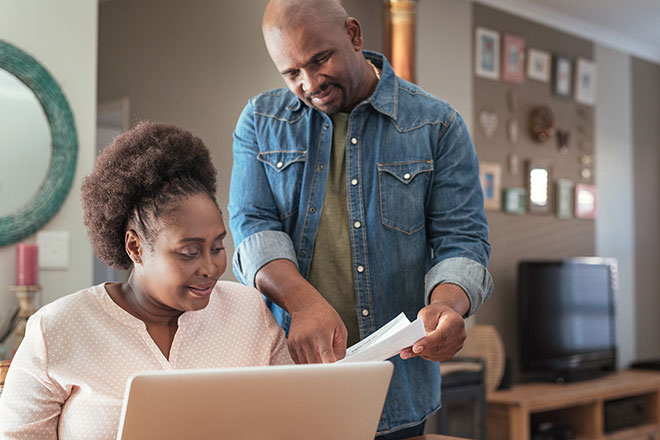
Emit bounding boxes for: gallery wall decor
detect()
[553,55,573,98]
[502,187,526,214]
[575,183,597,219]
[478,109,499,138]
[475,27,500,80]
[527,48,551,82]
[556,179,575,219]
[526,160,551,214]
[502,34,525,83]
[575,58,597,106]
[529,106,556,142]
[480,162,502,211]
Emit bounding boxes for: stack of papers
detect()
[339,313,426,363]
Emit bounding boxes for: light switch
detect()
[37,231,69,269]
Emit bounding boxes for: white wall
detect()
[0,0,97,354]
[594,45,636,369]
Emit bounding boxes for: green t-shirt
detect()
[307,112,360,347]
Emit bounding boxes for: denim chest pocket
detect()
[377,160,433,234]
[257,150,307,220]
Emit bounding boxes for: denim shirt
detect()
[229,51,493,434]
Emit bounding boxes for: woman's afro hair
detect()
[81,122,217,270]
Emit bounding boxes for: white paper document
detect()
[339,313,426,363]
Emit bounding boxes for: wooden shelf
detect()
[487,370,660,440]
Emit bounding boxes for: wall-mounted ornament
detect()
[507,153,520,175]
[479,162,502,211]
[502,34,525,83]
[579,154,593,167]
[502,187,526,214]
[529,106,555,142]
[475,27,500,80]
[507,118,519,145]
[507,89,518,112]
[526,160,552,214]
[479,110,499,139]
[556,129,570,155]
[580,168,592,180]
[556,179,574,219]
[575,183,597,219]
[527,48,551,82]
[575,58,597,106]
[553,55,573,98]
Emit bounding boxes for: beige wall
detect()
[631,56,660,360]
[594,45,635,369]
[0,0,97,353]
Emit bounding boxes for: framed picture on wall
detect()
[575,183,598,219]
[553,55,573,98]
[502,187,526,214]
[502,34,525,83]
[556,179,574,219]
[479,162,502,210]
[527,48,551,82]
[575,58,597,106]
[475,27,500,80]
[526,160,552,214]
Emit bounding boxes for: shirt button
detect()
[351,137,358,145]
[310,207,316,213]
[351,178,358,186]
[357,265,364,273]
[353,221,361,229]
[323,123,329,130]
[300,249,307,256]
[361,309,369,317]
[403,172,411,180]
[317,165,324,171]
[276,161,283,169]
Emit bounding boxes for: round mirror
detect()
[0,40,78,247]
[0,69,51,216]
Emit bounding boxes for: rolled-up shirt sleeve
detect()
[232,230,299,287]
[424,257,494,316]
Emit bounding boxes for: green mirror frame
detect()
[0,40,78,247]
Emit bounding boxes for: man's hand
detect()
[287,295,348,364]
[254,259,347,364]
[400,283,469,362]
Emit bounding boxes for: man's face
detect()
[264,19,364,115]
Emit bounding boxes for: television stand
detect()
[487,370,660,440]
[631,358,660,371]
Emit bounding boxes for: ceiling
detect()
[476,0,660,62]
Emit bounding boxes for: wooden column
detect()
[383,0,418,83]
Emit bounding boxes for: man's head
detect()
[262,0,376,115]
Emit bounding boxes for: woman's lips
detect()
[188,282,215,297]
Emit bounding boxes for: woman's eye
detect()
[211,246,224,255]
[179,249,199,258]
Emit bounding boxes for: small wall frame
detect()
[526,160,552,214]
[502,187,526,215]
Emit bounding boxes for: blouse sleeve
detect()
[258,300,294,366]
[0,314,68,439]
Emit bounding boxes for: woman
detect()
[0,122,292,439]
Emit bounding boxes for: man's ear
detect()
[125,229,143,265]
[345,17,364,51]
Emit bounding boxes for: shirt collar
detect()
[363,50,398,121]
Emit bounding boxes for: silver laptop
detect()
[116,361,393,440]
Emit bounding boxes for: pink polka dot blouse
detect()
[0,281,293,439]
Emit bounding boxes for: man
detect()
[228,0,493,437]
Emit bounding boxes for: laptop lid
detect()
[116,361,394,440]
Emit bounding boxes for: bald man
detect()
[228,0,493,437]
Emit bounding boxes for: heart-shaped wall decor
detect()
[479,110,499,139]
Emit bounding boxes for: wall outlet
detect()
[37,231,70,269]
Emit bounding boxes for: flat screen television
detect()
[518,258,618,383]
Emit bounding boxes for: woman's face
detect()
[132,193,227,313]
